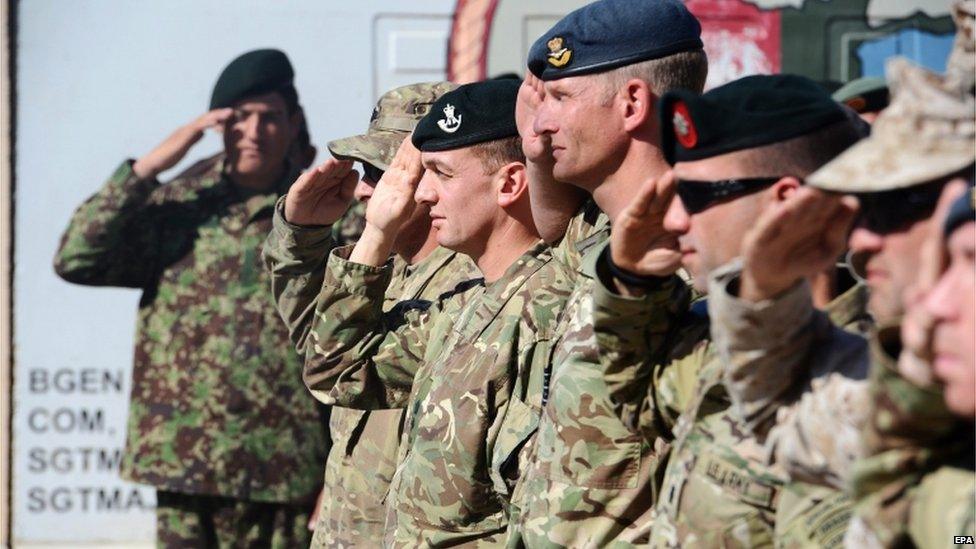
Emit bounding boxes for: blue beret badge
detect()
[546,37,572,68]
[437,103,463,134]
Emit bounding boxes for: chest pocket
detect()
[489,397,540,501]
[664,444,780,548]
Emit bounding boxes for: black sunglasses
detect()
[675,177,782,214]
[361,163,385,183]
[855,181,945,234]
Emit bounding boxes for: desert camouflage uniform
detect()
[515,203,700,548]
[845,327,975,549]
[640,261,870,548]
[708,262,873,490]
[54,155,332,547]
[263,199,479,547]
[300,239,573,546]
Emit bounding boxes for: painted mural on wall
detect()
[448,0,955,88]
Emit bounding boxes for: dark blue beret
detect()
[945,185,976,237]
[527,0,703,81]
[659,74,849,165]
[411,79,519,152]
[210,49,295,110]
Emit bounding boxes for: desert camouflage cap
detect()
[946,0,975,93]
[328,81,457,170]
[807,58,975,193]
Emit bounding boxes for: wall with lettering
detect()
[12,1,453,544]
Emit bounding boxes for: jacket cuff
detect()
[323,244,393,300]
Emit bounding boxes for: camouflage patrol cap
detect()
[328,82,457,171]
[807,58,975,193]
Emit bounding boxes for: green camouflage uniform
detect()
[640,261,871,548]
[515,204,698,548]
[263,199,479,547]
[53,155,334,547]
[846,327,975,548]
[300,239,573,546]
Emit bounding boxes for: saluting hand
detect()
[739,187,859,302]
[283,159,358,226]
[515,73,553,165]
[350,138,424,267]
[609,171,682,294]
[364,137,424,235]
[899,179,968,386]
[132,108,234,180]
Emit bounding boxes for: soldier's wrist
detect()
[349,224,395,267]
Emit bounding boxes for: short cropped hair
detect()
[471,135,526,174]
[736,120,864,178]
[599,49,709,103]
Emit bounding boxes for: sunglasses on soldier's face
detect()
[361,163,385,184]
[854,182,945,235]
[675,178,783,214]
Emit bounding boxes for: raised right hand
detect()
[364,138,424,235]
[898,179,968,385]
[515,73,553,166]
[283,159,358,226]
[739,187,859,302]
[132,108,233,179]
[608,171,682,295]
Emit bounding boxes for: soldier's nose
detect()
[663,196,690,234]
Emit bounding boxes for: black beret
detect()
[210,49,295,110]
[411,79,519,152]
[659,74,849,165]
[527,0,703,81]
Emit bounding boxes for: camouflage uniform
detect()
[53,154,333,547]
[711,36,976,548]
[264,81,455,548]
[300,239,573,546]
[846,327,975,548]
[263,198,479,547]
[707,262,873,490]
[634,259,870,548]
[514,204,700,548]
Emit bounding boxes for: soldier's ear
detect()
[621,78,656,133]
[772,177,803,202]
[496,162,528,207]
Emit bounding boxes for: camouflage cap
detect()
[807,58,975,193]
[946,0,975,93]
[328,82,457,170]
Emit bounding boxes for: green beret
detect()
[411,80,519,152]
[659,74,847,165]
[210,49,295,110]
[832,77,889,114]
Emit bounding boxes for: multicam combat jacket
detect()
[848,326,975,548]
[53,156,329,502]
[263,201,479,547]
[516,229,695,548]
[301,240,573,547]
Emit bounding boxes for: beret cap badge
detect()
[672,102,698,148]
[436,104,463,134]
[546,37,573,68]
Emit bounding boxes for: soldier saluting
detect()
[54,49,328,547]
